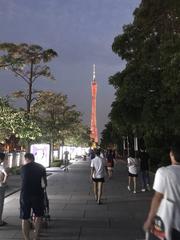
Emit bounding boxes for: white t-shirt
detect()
[153,165,180,231]
[127,157,138,174]
[91,156,106,179]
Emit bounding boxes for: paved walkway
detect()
[2,159,153,240]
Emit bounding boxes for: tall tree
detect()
[105,0,180,166]
[0,43,58,113]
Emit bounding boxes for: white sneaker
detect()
[127,186,131,191]
[141,188,146,192]
[133,190,136,194]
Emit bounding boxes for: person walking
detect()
[127,150,138,194]
[0,152,8,226]
[64,150,69,172]
[20,153,47,240]
[90,149,107,204]
[139,148,150,192]
[143,139,180,239]
[106,149,115,179]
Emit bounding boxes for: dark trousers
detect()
[140,170,150,188]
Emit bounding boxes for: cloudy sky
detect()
[0,0,140,137]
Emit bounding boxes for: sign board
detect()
[30,144,50,167]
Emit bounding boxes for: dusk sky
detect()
[0,0,140,137]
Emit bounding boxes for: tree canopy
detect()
[0,43,58,113]
[102,0,180,167]
[32,91,90,147]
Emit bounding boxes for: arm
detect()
[2,169,8,183]
[143,191,163,231]
[91,167,95,179]
[42,168,47,188]
[105,166,108,175]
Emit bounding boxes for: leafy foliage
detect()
[0,43,58,113]
[102,0,180,167]
[32,91,90,147]
[0,97,42,145]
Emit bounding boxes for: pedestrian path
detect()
[1,159,153,240]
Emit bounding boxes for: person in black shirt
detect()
[139,148,150,192]
[20,153,47,240]
[106,149,115,179]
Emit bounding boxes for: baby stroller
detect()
[42,188,50,228]
[31,188,50,229]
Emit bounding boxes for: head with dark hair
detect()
[129,150,135,158]
[95,148,101,156]
[24,153,35,162]
[170,139,180,163]
[0,152,5,162]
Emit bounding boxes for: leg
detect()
[128,176,131,190]
[31,196,44,240]
[108,168,112,178]
[133,177,137,193]
[145,171,150,190]
[22,219,30,240]
[33,217,42,240]
[109,168,113,178]
[0,186,6,224]
[140,171,146,190]
[93,182,98,201]
[97,182,103,204]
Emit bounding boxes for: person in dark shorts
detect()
[90,149,107,204]
[20,153,47,240]
[127,150,138,194]
[139,148,150,192]
[106,149,115,179]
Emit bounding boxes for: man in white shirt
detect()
[91,149,107,204]
[143,139,180,239]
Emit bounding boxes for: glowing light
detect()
[30,144,50,167]
[90,64,98,143]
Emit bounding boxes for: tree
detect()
[65,125,91,147]
[104,0,180,167]
[0,97,42,148]
[0,43,58,113]
[32,91,82,162]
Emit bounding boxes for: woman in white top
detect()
[91,149,107,204]
[127,150,138,193]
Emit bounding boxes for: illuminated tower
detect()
[90,64,98,143]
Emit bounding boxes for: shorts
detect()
[128,172,138,177]
[20,195,44,220]
[92,178,105,183]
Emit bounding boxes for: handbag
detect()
[146,170,175,240]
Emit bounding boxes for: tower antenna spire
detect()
[93,64,96,81]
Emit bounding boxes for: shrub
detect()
[50,160,62,167]
[9,166,21,175]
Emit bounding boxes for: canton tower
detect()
[90,64,98,143]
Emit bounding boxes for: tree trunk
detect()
[50,139,54,166]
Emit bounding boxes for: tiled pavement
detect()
[1,159,153,240]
